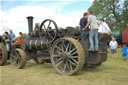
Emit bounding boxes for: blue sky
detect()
[1,0,92,12]
[0,0,93,35]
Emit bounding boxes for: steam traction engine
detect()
[0,16,110,75]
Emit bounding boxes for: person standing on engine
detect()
[98,19,112,34]
[79,12,90,40]
[83,10,99,51]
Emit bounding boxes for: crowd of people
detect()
[79,10,128,60]
[1,30,24,53]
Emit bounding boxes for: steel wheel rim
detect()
[51,39,79,75]
[0,48,3,61]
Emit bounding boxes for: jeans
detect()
[80,31,89,40]
[89,29,99,50]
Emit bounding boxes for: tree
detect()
[75,26,80,30]
[88,0,128,30]
[122,0,128,28]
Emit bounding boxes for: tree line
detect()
[88,0,128,30]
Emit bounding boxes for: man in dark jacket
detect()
[79,12,90,40]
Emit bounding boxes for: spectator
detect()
[121,44,128,61]
[2,32,11,52]
[109,38,118,59]
[14,32,24,46]
[79,12,90,40]
[83,10,99,51]
[98,19,112,34]
[9,30,15,40]
[9,30,16,45]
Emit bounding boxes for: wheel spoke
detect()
[71,51,78,56]
[63,63,67,73]
[66,61,71,71]
[43,24,47,31]
[62,41,66,51]
[70,58,78,65]
[68,48,77,54]
[47,33,54,40]
[47,21,51,29]
[56,60,63,67]
[12,55,17,60]
[57,57,62,62]
[68,59,77,66]
[65,43,70,52]
[11,55,17,64]
[54,45,63,52]
[13,60,17,65]
[68,60,73,72]
[69,43,72,51]
[69,55,78,59]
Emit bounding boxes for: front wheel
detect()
[50,37,85,75]
[10,48,27,69]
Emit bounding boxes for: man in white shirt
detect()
[109,38,118,59]
[98,19,112,34]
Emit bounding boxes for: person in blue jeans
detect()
[79,12,90,40]
[83,10,99,51]
[121,44,128,60]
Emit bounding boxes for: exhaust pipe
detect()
[26,16,34,34]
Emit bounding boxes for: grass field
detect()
[0,48,128,85]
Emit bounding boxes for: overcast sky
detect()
[0,0,93,36]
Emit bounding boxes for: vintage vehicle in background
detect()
[122,28,128,44]
[112,27,128,45]
[0,16,110,75]
[112,30,122,44]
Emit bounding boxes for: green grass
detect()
[0,48,128,85]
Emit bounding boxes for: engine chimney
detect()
[26,16,34,34]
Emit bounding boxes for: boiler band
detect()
[24,40,48,50]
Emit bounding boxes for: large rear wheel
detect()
[51,37,85,75]
[10,48,27,69]
[0,43,8,66]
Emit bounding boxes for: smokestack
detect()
[26,16,34,34]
